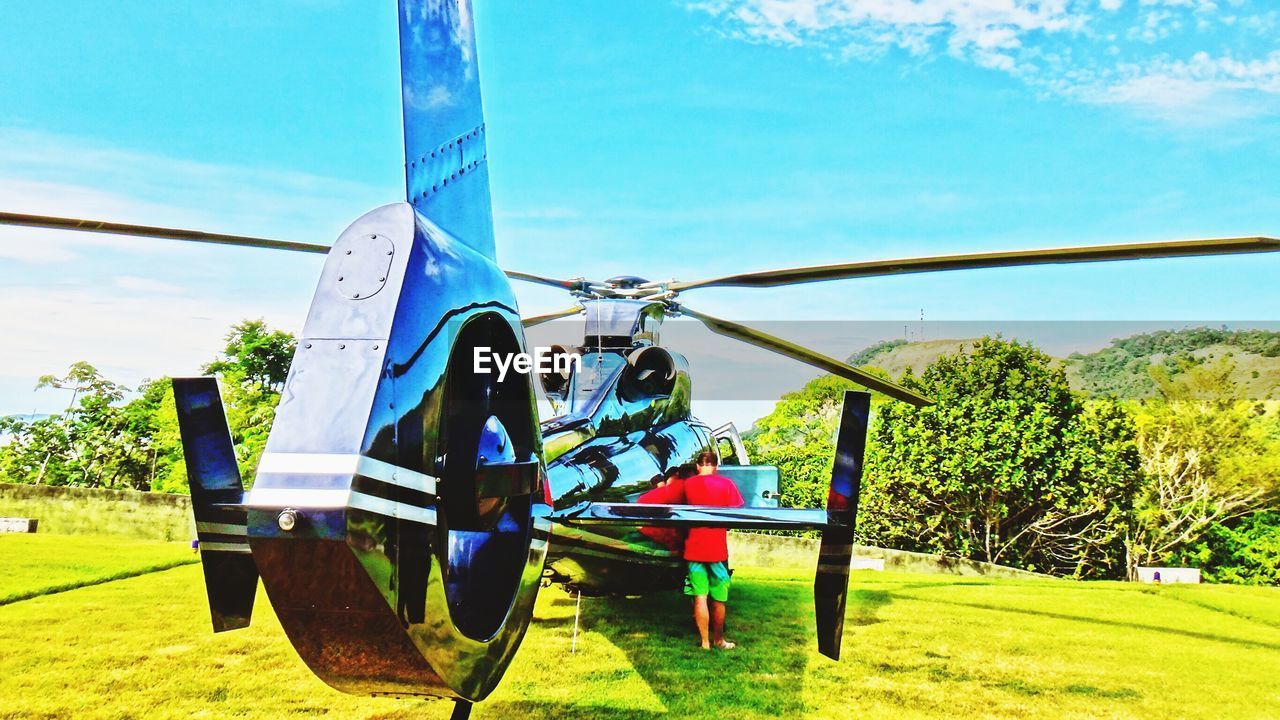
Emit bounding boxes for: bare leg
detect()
[693,595,710,648]
[710,600,727,646]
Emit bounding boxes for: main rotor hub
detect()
[604,275,650,289]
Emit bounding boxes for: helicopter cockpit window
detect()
[569,352,625,409]
[716,436,740,465]
[584,300,651,349]
[636,311,662,347]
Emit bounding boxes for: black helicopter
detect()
[2,0,1278,716]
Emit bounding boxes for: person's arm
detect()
[638,480,685,505]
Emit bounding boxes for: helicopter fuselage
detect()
[536,330,714,595]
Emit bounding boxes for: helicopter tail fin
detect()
[398,0,496,260]
[172,377,258,632]
[814,390,869,660]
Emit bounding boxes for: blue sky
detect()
[0,0,1277,423]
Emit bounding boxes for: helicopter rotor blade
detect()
[669,236,1280,291]
[675,305,934,407]
[504,270,585,291]
[0,211,330,254]
[522,306,584,328]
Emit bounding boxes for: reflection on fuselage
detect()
[539,343,712,594]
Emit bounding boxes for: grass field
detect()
[1,535,1278,719]
[0,534,195,605]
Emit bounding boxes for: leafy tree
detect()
[1129,359,1280,572]
[1169,512,1280,586]
[857,338,1140,578]
[197,319,296,482]
[0,363,150,489]
[0,320,296,492]
[203,319,296,391]
[744,375,872,511]
[0,414,73,485]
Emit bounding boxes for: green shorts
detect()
[683,561,731,602]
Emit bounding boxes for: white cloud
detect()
[0,232,80,263]
[1055,50,1280,121]
[113,275,185,294]
[693,0,1085,64]
[0,128,390,241]
[0,284,294,394]
[0,129,376,414]
[688,0,1280,123]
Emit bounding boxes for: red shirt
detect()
[636,479,685,551]
[682,472,744,562]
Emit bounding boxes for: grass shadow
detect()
[546,573,817,719]
[847,588,892,626]
[1157,590,1280,631]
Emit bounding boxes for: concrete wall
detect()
[1136,566,1201,584]
[728,532,1050,579]
[0,483,193,541]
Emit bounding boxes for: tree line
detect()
[3,323,1276,584]
[747,337,1280,584]
[0,320,293,494]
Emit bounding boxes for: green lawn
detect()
[0,534,195,605]
[1,536,1278,719]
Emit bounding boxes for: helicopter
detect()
[2,0,1278,717]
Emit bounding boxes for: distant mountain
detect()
[1065,328,1280,401]
[848,328,1280,401]
[848,338,972,378]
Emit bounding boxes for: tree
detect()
[1,362,151,489]
[1129,359,1280,572]
[858,338,1140,578]
[0,414,73,485]
[203,319,296,391]
[200,319,295,482]
[745,375,870,511]
[0,320,296,492]
[1169,512,1280,586]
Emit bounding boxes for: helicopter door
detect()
[716,465,781,509]
[711,422,749,465]
[708,423,780,508]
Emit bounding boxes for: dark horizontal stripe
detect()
[352,475,434,508]
[345,493,437,526]
[193,507,247,526]
[198,532,249,545]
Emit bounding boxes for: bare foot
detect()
[714,640,736,650]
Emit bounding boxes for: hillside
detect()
[848,328,1280,401]
[1066,329,1280,400]
[848,338,972,379]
